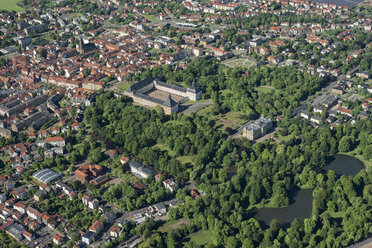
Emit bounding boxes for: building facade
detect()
[124,78,202,114]
[243,116,272,140]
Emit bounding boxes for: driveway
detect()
[181,100,212,115]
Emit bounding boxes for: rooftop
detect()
[33,168,62,184]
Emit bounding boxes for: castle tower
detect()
[186,79,202,101]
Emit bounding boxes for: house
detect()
[133,183,147,191]
[34,190,46,202]
[5,197,16,207]
[331,85,344,95]
[310,116,322,125]
[102,211,116,223]
[89,220,104,234]
[6,223,24,241]
[82,231,95,245]
[129,161,155,179]
[26,206,42,222]
[23,230,34,241]
[12,210,23,221]
[71,122,79,130]
[28,220,41,231]
[0,193,6,204]
[45,136,65,147]
[106,149,118,159]
[154,203,166,216]
[11,186,27,199]
[50,126,60,135]
[300,111,310,119]
[190,189,199,198]
[42,212,55,225]
[131,213,146,225]
[163,178,178,193]
[2,207,12,218]
[88,198,99,210]
[53,234,65,245]
[109,226,121,238]
[120,155,130,166]
[82,194,92,206]
[13,201,27,214]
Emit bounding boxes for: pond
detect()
[254,189,313,226]
[324,154,364,176]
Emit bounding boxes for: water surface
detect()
[254,189,313,226]
[324,154,364,176]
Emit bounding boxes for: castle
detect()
[124,78,202,114]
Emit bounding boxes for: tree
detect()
[338,136,351,152]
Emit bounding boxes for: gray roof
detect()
[125,77,154,93]
[155,79,187,93]
[33,168,62,184]
[162,94,178,107]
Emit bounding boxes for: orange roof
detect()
[45,136,65,142]
[89,220,103,231]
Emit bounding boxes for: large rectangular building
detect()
[124,78,202,114]
[243,116,272,140]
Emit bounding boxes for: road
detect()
[181,100,212,115]
[227,120,253,139]
[348,238,372,248]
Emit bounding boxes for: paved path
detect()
[181,100,212,115]
[347,238,372,248]
[227,120,253,139]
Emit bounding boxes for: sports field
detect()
[0,0,24,12]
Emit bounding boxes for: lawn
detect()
[186,230,213,245]
[196,104,213,117]
[152,143,176,157]
[158,219,190,232]
[177,155,194,165]
[254,86,277,93]
[117,83,131,91]
[277,133,294,142]
[0,0,24,12]
[223,111,248,125]
[143,14,160,22]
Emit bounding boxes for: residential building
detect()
[109,226,121,238]
[89,220,104,234]
[129,161,155,179]
[82,231,95,245]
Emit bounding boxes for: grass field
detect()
[196,105,213,117]
[0,0,24,12]
[152,143,176,157]
[177,155,194,165]
[143,14,160,22]
[186,230,213,245]
[223,58,255,68]
[158,219,190,232]
[223,112,248,125]
[117,83,131,91]
[254,86,277,93]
